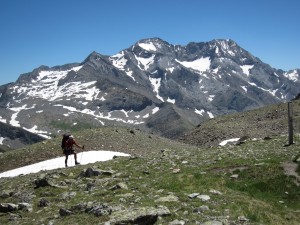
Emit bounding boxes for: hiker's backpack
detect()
[61,134,70,149]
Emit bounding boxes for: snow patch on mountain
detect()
[109,51,127,70]
[9,104,36,127]
[176,57,211,74]
[167,98,175,104]
[208,95,215,101]
[0,116,6,123]
[23,125,51,139]
[138,42,158,52]
[284,70,299,82]
[152,107,160,114]
[240,65,254,76]
[207,111,214,118]
[149,77,164,102]
[10,66,101,102]
[125,69,135,81]
[241,86,247,92]
[54,104,153,125]
[0,137,5,145]
[33,66,82,83]
[134,54,155,71]
[195,109,205,116]
[194,109,214,118]
[248,82,279,97]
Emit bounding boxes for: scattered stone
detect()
[188,193,200,199]
[0,190,13,198]
[109,206,170,225]
[86,182,95,191]
[81,167,102,177]
[100,170,115,176]
[38,198,50,207]
[209,189,222,195]
[18,202,33,212]
[86,204,112,217]
[0,203,18,213]
[169,219,185,225]
[238,216,249,222]
[110,182,128,190]
[13,191,36,203]
[172,168,181,174]
[263,136,272,140]
[34,176,56,188]
[9,213,21,221]
[230,174,239,179]
[199,221,223,225]
[116,193,135,198]
[155,195,179,202]
[194,205,210,213]
[60,191,77,200]
[197,195,210,202]
[59,208,73,216]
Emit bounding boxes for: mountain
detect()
[0,122,46,152]
[0,38,299,142]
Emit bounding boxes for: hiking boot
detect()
[65,164,68,167]
[75,162,80,165]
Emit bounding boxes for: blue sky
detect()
[0,0,299,85]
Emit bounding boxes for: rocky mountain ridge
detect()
[0,38,299,145]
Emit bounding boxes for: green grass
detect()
[0,127,300,224]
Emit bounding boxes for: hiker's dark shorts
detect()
[63,149,75,156]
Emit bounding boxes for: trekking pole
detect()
[80,145,85,163]
[70,150,73,166]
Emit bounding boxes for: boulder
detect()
[109,206,171,225]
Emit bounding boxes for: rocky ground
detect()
[179,99,300,147]
[0,99,300,224]
[0,132,299,224]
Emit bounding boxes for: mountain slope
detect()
[0,125,299,224]
[0,38,299,141]
[0,122,46,152]
[179,98,300,147]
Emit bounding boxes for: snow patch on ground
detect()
[0,150,130,178]
[219,138,240,146]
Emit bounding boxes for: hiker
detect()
[62,134,84,167]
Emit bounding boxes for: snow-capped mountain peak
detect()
[0,38,299,142]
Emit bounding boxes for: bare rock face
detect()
[0,38,299,144]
